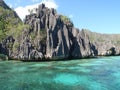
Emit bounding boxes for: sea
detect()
[0,56,120,90]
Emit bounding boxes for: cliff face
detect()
[0,0,21,59]
[84,30,120,56]
[13,4,98,60]
[0,3,120,60]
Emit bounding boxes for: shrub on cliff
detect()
[0,7,22,42]
[0,54,8,60]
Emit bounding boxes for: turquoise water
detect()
[0,56,120,90]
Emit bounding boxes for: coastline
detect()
[3,55,119,62]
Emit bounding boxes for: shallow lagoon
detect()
[0,56,120,90]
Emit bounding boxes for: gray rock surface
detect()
[0,3,120,60]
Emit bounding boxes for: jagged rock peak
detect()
[39,3,45,9]
[37,3,57,16]
[1,2,120,61]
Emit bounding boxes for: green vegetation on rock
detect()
[0,6,30,40]
[0,54,8,60]
[0,6,22,41]
[40,29,47,41]
[60,15,70,23]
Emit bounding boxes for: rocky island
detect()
[0,0,120,61]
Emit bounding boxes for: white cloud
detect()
[15,3,39,20]
[15,0,58,20]
[8,3,13,8]
[69,14,73,18]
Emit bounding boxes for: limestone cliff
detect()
[13,4,98,60]
[0,2,120,60]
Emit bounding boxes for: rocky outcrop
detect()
[20,4,99,60]
[71,30,98,58]
[0,2,120,60]
[0,36,15,57]
[15,3,117,60]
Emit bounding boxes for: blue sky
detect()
[4,0,120,34]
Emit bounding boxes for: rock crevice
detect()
[0,3,120,60]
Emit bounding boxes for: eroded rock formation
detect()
[0,2,120,60]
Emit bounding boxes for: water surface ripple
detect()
[0,56,120,90]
